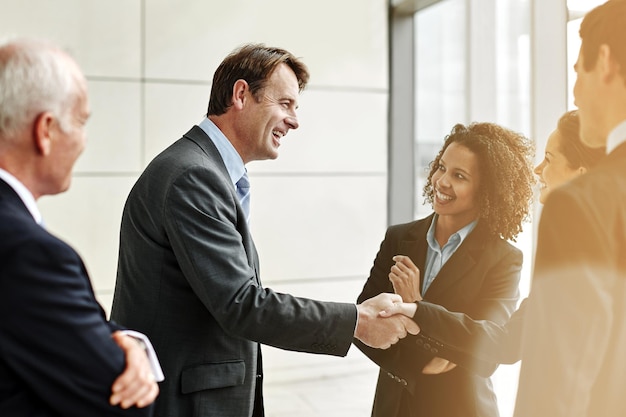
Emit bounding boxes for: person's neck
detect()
[434,214,476,246]
[0,158,40,200]
[208,114,248,163]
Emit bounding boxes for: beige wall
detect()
[1,0,389,412]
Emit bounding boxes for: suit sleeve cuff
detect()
[120,330,165,382]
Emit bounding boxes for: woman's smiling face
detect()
[534,129,582,204]
[431,142,481,227]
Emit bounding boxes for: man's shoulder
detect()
[135,131,225,191]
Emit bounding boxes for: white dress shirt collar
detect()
[0,168,42,224]
[606,119,626,155]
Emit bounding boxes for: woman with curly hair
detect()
[378,110,606,378]
[355,122,535,417]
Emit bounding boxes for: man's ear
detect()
[231,79,249,110]
[598,44,620,83]
[33,112,55,156]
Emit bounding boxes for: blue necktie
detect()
[236,172,250,222]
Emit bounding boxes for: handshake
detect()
[353,293,420,349]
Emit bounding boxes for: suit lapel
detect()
[183,126,246,216]
[183,126,262,284]
[397,214,433,273]
[0,178,35,223]
[183,125,231,177]
[422,221,488,300]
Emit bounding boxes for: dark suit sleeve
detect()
[163,166,356,355]
[0,235,151,417]
[414,299,525,375]
[514,187,616,417]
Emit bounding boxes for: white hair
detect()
[0,38,80,141]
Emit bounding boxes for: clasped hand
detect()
[110,331,159,409]
[355,293,420,349]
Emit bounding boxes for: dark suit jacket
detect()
[412,298,526,376]
[355,214,521,417]
[0,179,152,417]
[514,143,626,417]
[110,126,357,417]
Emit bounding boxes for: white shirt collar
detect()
[0,168,43,224]
[426,214,478,250]
[606,119,626,154]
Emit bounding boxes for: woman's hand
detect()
[389,255,423,302]
[422,357,457,374]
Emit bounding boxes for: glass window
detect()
[414,0,467,218]
[412,1,530,416]
[414,0,530,218]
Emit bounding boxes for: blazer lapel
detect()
[397,214,434,273]
[422,222,488,300]
[183,126,230,176]
[183,126,262,285]
[0,178,35,223]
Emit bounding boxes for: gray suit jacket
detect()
[111,126,357,417]
[514,143,626,417]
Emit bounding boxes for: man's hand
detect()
[110,331,159,409]
[355,293,420,349]
[422,357,457,374]
[389,255,423,302]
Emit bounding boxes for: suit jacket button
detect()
[401,379,408,386]
[423,343,431,350]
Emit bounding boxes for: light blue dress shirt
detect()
[422,215,478,294]
[198,117,246,187]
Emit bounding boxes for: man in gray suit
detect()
[111,43,419,417]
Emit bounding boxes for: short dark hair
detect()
[580,0,626,83]
[423,122,535,241]
[207,43,309,116]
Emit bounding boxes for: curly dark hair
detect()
[423,122,535,241]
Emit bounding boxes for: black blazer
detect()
[111,126,358,417]
[412,298,526,376]
[0,179,152,417]
[515,142,626,417]
[356,214,521,417]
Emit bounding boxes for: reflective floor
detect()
[264,350,378,417]
[263,345,520,417]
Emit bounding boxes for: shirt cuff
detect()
[120,330,165,382]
